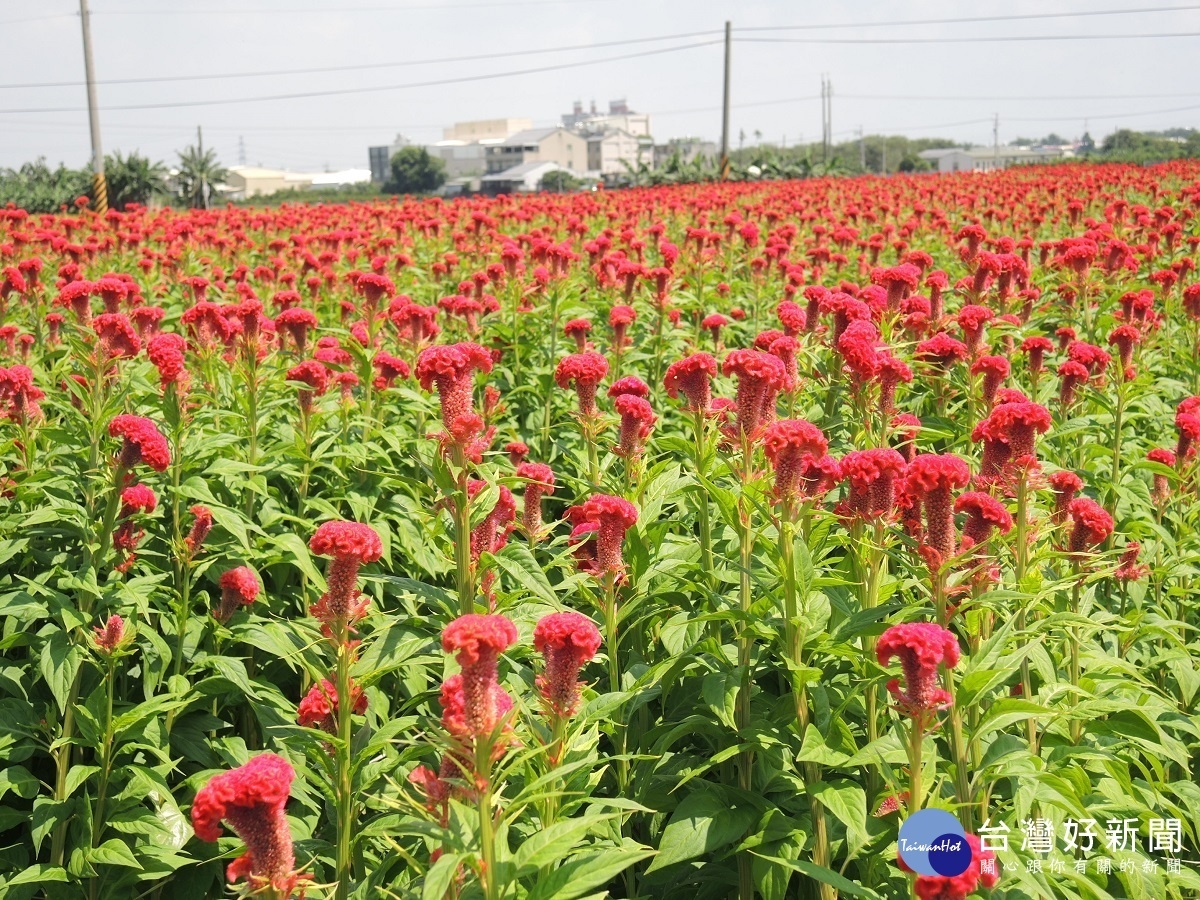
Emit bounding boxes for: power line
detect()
[1009,102,1200,123]
[100,0,605,10]
[840,92,1200,102]
[0,40,721,114]
[739,5,1200,32]
[0,29,721,89]
[735,32,1200,45]
[0,0,611,25]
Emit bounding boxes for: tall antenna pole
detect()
[826,77,832,160]
[78,0,107,214]
[720,20,732,179]
[993,113,999,169]
[820,76,827,162]
[858,126,865,171]
[198,125,208,210]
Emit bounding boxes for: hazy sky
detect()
[1,0,1198,172]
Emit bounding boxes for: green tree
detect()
[0,158,91,213]
[176,144,227,209]
[539,169,583,192]
[104,151,167,210]
[384,147,446,195]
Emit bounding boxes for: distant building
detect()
[485,127,587,175]
[443,118,533,142]
[225,166,370,200]
[368,134,412,183]
[587,129,653,177]
[426,140,492,179]
[918,145,1066,173]
[562,99,651,138]
[224,166,315,199]
[654,137,717,169]
[479,160,570,195]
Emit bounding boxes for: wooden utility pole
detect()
[79,0,107,213]
[198,125,208,209]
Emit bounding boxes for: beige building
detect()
[223,166,314,199]
[443,118,533,142]
[485,127,587,175]
[587,129,653,177]
[917,146,1067,173]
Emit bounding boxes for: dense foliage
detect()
[0,162,1199,900]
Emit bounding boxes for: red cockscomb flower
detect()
[876,621,959,718]
[839,448,908,521]
[108,414,171,472]
[579,494,638,575]
[762,419,829,504]
[215,566,260,623]
[516,462,555,538]
[1066,497,1113,555]
[441,614,519,740]
[534,611,602,717]
[722,348,787,440]
[308,521,382,638]
[956,491,1013,550]
[297,678,368,734]
[555,352,609,418]
[191,753,303,895]
[664,352,718,413]
[906,454,971,567]
[613,393,656,458]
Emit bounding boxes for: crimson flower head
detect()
[147,333,187,390]
[441,614,519,741]
[1147,447,1175,501]
[505,441,529,466]
[956,491,1013,550]
[191,753,302,895]
[309,520,382,638]
[837,319,882,383]
[93,313,140,359]
[563,318,592,350]
[664,352,718,413]
[0,365,44,424]
[722,348,787,440]
[876,621,959,718]
[275,307,317,352]
[184,504,213,559]
[871,263,921,310]
[516,462,555,537]
[970,355,1010,407]
[216,566,260,624]
[555,352,609,418]
[762,419,829,504]
[1108,324,1141,378]
[1066,497,1113,556]
[1022,336,1054,376]
[108,414,171,472]
[608,375,650,399]
[286,360,329,416]
[1057,360,1090,408]
[416,341,493,429]
[534,611,603,717]
[93,614,127,655]
[907,454,971,567]
[613,393,656,458]
[1048,470,1084,525]
[915,332,968,371]
[839,448,908,521]
[297,678,367,734]
[579,494,638,576]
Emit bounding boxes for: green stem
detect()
[692,410,713,584]
[907,721,925,815]
[453,466,476,616]
[1069,575,1083,744]
[88,657,117,899]
[735,436,755,900]
[1014,473,1036,752]
[334,638,355,900]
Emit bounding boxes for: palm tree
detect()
[104,151,167,209]
[175,145,227,209]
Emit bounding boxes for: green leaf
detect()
[514,816,613,873]
[750,854,885,899]
[88,838,143,869]
[491,542,559,606]
[0,766,40,800]
[701,672,739,731]
[527,841,654,900]
[40,630,82,715]
[421,852,464,900]
[645,791,756,873]
[808,780,866,839]
[3,864,69,887]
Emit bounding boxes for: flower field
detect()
[1,162,1200,900]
